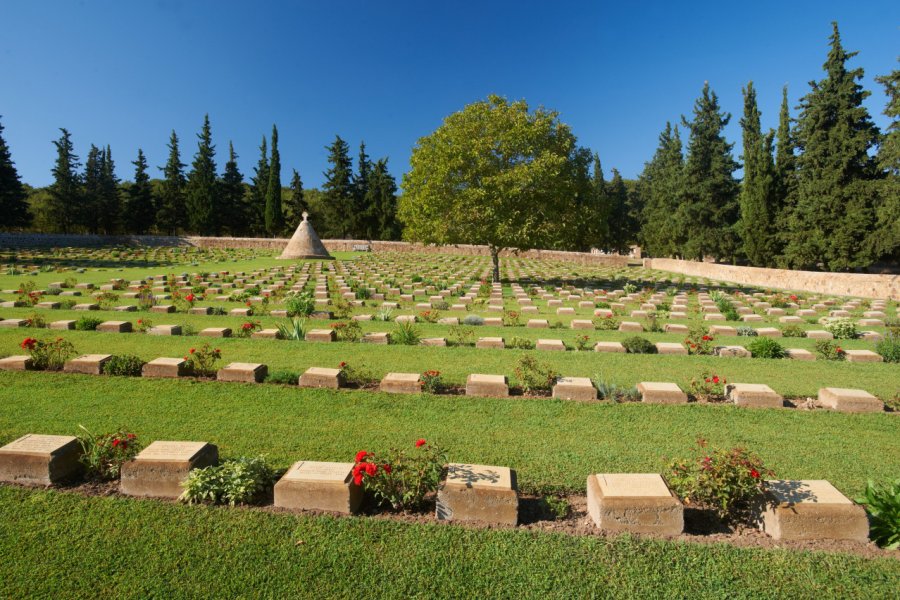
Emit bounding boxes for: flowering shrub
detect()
[780,324,806,338]
[285,291,315,318]
[594,315,620,330]
[135,318,152,333]
[352,439,447,511]
[814,340,845,361]
[574,334,592,351]
[448,325,476,346]
[180,455,276,506]
[338,361,372,386]
[825,318,858,340]
[104,354,146,377]
[96,291,120,310]
[21,336,76,370]
[173,290,197,313]
[685,326,714,355]
[418,310,440,323]
[506,336,535,350]
[136,285,155,311]
[667,438,773,523]
[77,425,143,480]
[421,370,443,394]
[514,355,559,393]
[185,343,221,377]
[75,316,103,331]
[875,332,900,364]
[332,320,363,342]
[502,310,521,327]
[236,320,261,338]
[688,371,728,402]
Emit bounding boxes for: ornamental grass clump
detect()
[352,439,447,512]
[389,321,421,345]
[667,438,773,524]
[77,425,142,481]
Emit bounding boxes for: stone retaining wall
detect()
[643,258,900,301]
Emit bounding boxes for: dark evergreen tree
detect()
[639,123,684,257]
[784,23,880,270]
[773,86,797,265]
[264,124,284,236]
[98,145,121,234]
[606,168,630,253]
[679,83,740,262]
[365,158,400,240]
[124,148,156,234]
[738,82,779,266]
[285,168,307,229]
[220,142,246,236]
[352,141,371,238]
[320,135,354,238]
[47,128,81,233]
[870,61,900,262]
[185,115,217,234]
[590,153,610,250]
[0,116,29,229]
[82,144,103,233]
[249,135,269,236]
[157,131,186,235]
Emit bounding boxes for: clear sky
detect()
[2,0,898,189]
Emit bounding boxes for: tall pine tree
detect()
[870,61,900,262]
[589,153,611,250]
[124,148,156,234]
[82,144,103,233]
[285,168,307,230]
[365,158,400,240]
[0,116,29,229]
[157,131,186,235]
[98,145,121,234]
[47,128,81,233]
[606,169,630,254]
[264,125,284,236]
[679,83,740,262]
[784,23,880,270]
[321,135,354,238]
[185,115,217,235]
[249,136,269,236]
[220,142,246,236]
[773,86,797,264]
[639,123,684,257]
[352,141,371,238]
[738,82,778,266]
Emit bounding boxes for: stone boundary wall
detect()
[0,233,631,267]
[643,258,900,301]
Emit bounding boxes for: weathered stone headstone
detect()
[273,461,361,513]
[436,463,518,525]
[755,480,868,541]
[120,441,218,498]
[0,434,82,485]
[586,473,683,535]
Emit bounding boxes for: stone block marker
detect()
[305,329,336,342]
[726,383,783,409]
[64,354,112,375]
[362,332,389,344]
[527,319,548,328]
[755,480,868,542]
[200,327,232,338]
[637,382,687,404]
[571,319,593,330]
[274,461,362,514]
[655,342,687,355]
[150,305,176,314]
[536,339,566,351]
[0,318,28,328]
[618,321,643,333]
[552,377,597,401]
[818,388,884,413]
[843,350,883,363]
[217,362,268,383]
[299,367,342,389]
[586,473,683,535]
[148,325,182,336]
[476,337,505,349]
[420,337,447,347]
[251,328,280,339]
[595,341,625,353]
[380,372,422,394]
[142,357,188,378]
[786,348,815,361]
[49,320,77,330]
[437,463,518,526]
[120,441,218,498]
[714,345,751,358]
[96,320,133,333]
[466,374,509,397]
[0,355,32,371]
[0,434,83,485]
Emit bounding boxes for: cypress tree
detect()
[870,62,900,262]
[773,87,797,264]
[264,125,284,236]
[589,153,611,250]
[0,116,29,229]
[82,144,103,233]
[738,82,778,266]
[679,83,740,262]
[639,123,684,258]
[366,158,400,240]
[157,131,186,235]
[220,142,246,236]
[249,136,269,236]
[285,168,307,229]
[185,115,217,235]
[98,145,121,234]
[784,23,880,270]
[321,135,354,238]
[352,141,371,238]
[606,169,630,254]
[47,128,81,233]
[124,148,156,234]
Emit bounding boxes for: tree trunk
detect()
[490,246,501,283]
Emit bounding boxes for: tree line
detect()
[0,116,402,240]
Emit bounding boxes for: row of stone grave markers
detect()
[0,432,870,543]
[0,350,888,412]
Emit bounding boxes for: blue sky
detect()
[2,1,898,189]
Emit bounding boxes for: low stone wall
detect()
[644,258,900,301]
[0,233,631,267]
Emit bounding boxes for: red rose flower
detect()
[339,362,347,368]
[353,472,363,486]
[750,469,760,479]
[702,335,711,341]
[355,450,368,463]
[190,348,196,354]
[364,463,377,476]
[712,376,719,384]
[415,439,426,448]
[112,439,120,447]
[382,464,392,474]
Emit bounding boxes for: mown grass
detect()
[1,485,898,598]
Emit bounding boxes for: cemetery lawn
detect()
[1,485,899,598]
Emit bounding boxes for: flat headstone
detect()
[35,301,60,310]
[0,318,28,328]
[0,355,32,371]
[586,473,683,535]
[475,337,504,349]
[228,308,252,317]
[806,330,833,340]
[48,320,76,330]
[0,434,82,485]
[527,319,548,329]
[217,362,267,383]
[189,307,212,315]
[708,326,737,336]
[420,337,447,347]
[299,367,342,389]
[664,324,688,334]
[570,319,593,330]
[274,461,362,514]
[96,321,132,333]
[818,388,883,413]
[251,328,280,339]
[843,349,883,363]
[618,321,643,333]
[466,374,508,397]
[756,327,782,338]
[120,441,218,498]
[714,345,751,358]
[741,314,764,322]
[756,480,868,542]
[726,383,783,409]
[199,327,232,338]
[306,329,336,342]
[655,342,687,355]
[147,325,182,336]
[552,377,597,401]
[595,341,625,353]
[362,332,389,344]
[380,372,422,394]
[436,463,518,526]
[142,357,187,378]
[786,348,815,361]
[150,305,176,314]
[637,382,687,404]
[113,305,137,312]
[535,339,565,351]
[63,354,112,375]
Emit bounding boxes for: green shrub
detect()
[856,479,900,549]
[352,439,447,512]
[746,337,786,359]
[826,318,858,339]
[735,326,758,337]
[514,355,559,392]
[285,291,315,317]
[780,324,806,338]
[540,495,570,520]
[875,333,900,363]
[621,336,657,354]
[265,370,300,385]
[594,316,620,330]
[814,340,846,361]
[332,320,362,342]
[74,316,103,331]
[77,425,143,480]
[180,456,277,506]
[506,336,535,350]
[104,355,146,377]
[462,315,484,326]
[390,321,421,345]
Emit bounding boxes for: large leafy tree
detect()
[124,148,156,234]
[320,135,354,238]
[870,61,900,262]
[0,116,29,229]
[157,131,186,235]
[783,22,880,270]
[47,128,82,233]
[249,136,269,236]
[264,125,284,236]
[220,142,246,236]
[639,122,684,257]
[738,82,778,266]
[185,115,218,234]
[399,95,585,282]
[678,83,740,262]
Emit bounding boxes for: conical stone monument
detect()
[278,212,333,260]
